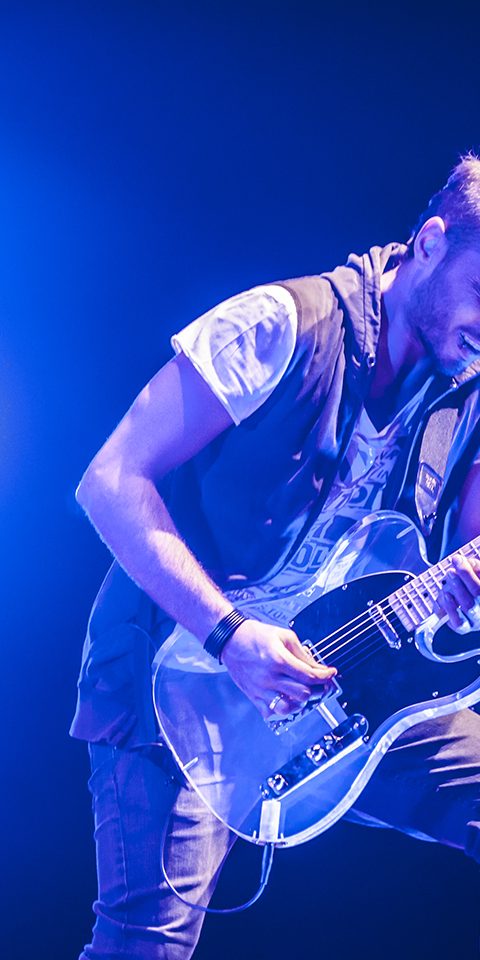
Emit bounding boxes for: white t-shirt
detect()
[171,285,298,424]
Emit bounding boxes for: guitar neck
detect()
[387,536,480,631]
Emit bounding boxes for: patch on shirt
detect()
[417,461,442,500]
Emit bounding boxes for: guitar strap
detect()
[414,362,480,542]
[414,405,459,538]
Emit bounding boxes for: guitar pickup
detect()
[260,714,368,801]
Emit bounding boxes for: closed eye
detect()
[461,332,480,353]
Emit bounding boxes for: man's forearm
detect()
[76,467,233,641]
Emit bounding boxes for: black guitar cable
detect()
[161,840,275,915]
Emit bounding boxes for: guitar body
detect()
[152,511,480,847]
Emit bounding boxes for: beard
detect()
[403,260,465,377]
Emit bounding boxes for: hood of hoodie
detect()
[323,241,408,376]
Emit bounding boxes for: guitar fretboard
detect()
[386,537,480,630]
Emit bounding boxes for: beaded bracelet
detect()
[204,608,247,662]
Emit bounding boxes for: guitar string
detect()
[314,625,391,672]
[316,625,391,667]
[304,576,441,658]
[325,636,388,674]
[301,544,480,662]
[310,605,397,657]
[309,620,413,676]
[307,586,463,672]
[309,587,476,673]
[306,573,448,659]
[332,640,392,676]
[299,589,440,669]
[304,599,411,660]
[279,543,480,692]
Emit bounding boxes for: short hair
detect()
[405,151,480,258]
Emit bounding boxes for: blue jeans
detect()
[79,742,233,959]
[80,710,480,959]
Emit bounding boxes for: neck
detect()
[365,268,434,428]
[371,268,433,397]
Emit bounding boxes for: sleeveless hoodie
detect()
[70,243,480,747]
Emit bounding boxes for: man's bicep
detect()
[87,352,234,482]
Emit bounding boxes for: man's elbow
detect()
[75,464,100,521]
[75,454,120,516]
[75,446,151,519]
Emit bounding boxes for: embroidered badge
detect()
[418,462,441,499]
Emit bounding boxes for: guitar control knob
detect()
[266,773,288,794]
[323,734,336,755]
[306,743,326,764]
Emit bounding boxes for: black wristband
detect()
[204,608,247,663]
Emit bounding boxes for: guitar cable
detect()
[161,839,275,915]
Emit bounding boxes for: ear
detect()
[413,216,447,269]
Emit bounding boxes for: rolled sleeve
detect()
[171,284,297,424]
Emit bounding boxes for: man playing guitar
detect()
[73,154,480,959]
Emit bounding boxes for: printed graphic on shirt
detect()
[229,383,431,624]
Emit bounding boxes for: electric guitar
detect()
[152,511,480,847]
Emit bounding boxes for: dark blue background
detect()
[1,2,479,957]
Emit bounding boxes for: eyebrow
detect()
[472,276,480,299]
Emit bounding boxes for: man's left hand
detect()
[433,555,480,630]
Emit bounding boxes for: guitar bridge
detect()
[260,714,368,801]
[266,676,343,736]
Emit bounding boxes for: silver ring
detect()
[268,694,284,712]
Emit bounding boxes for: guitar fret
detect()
[437,558,450,579]
[392,561,448,628]
[387,535,480,634]
[390,565,447,627]
[391,587,422,629]
[418,572,437,600]
[387,592,415,630]
[426,567,443,591]
[413,573,436,613]
[423,572,445,610]
[389,601,411,629]
[462,542,480,562]
[404,579,433,622]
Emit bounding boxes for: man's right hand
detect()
[221,619,337,720]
